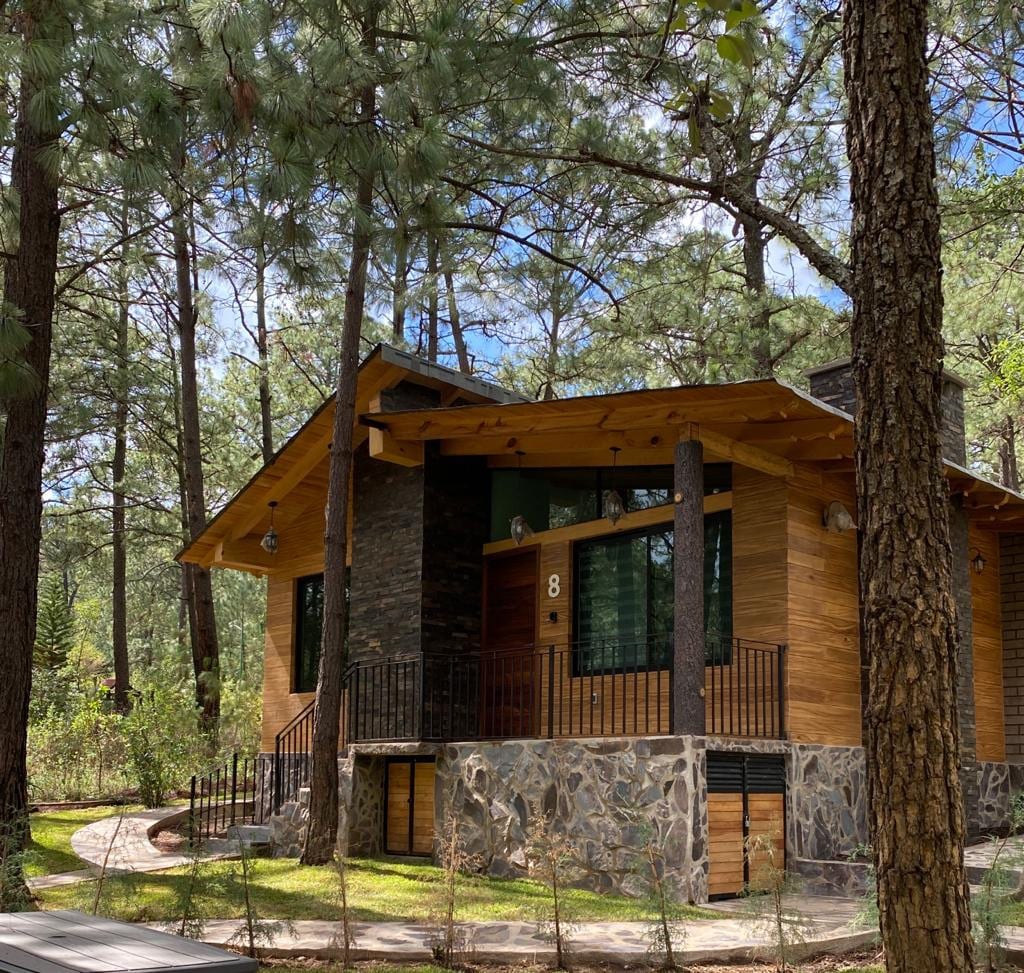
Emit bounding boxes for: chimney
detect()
[805,357,968,466]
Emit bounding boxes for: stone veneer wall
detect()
[436,737,709,901]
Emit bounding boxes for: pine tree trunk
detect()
[112,201,132,714]
[843,0,974,968]
[1000,416,1019,491]
[173,199,221,732]
[301,4,379,866]
[0,44,61,906]
[441,243,470,374]
[255,243,274,464]
[392,216,409,344]
[426,232,439,362]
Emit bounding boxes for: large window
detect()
[573,512,732,675]
[294,574,325,693]
[489,464,731,541]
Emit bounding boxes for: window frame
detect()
[570,511,734,677]
[571,524,675,677]
[293,572,325,694]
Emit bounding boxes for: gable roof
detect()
[177,344,525,567]
[180,356,1024,571]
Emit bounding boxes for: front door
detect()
[706,753,786,898]
[384,757,435,856]
[482,549,539,737]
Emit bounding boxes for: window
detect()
[573,512,733,675]
[489,465,731,541]
[294,574,324,694]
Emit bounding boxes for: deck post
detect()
[673,432,705,735]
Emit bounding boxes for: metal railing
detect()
[705,634,786,740]
[341,634,786,745]
[188,753,263,844]
[272,701,316,815]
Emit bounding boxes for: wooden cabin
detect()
[181,345,1024,900]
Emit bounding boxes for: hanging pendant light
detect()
[605,446,625,525]
[510,450,533,544]
[260,501,279,554]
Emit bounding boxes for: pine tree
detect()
[33,575,74,671]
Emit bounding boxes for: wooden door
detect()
[706,753,786,898]
[385,758,435,856]
[482,550,539,737]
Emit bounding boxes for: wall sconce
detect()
[822,500,856,533]
[970,549,986,575]
[510,514,534,546]
[605,446,625,525]
[260,501,279,554]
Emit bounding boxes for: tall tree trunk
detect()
[1000,416,1020,491]
[255,242,274,463]
[0,33,61,907]
[426,232,439,362]
[441,242,470,374]
[112,202,132,714]
[844,0,974,969]
[173,194,221,732]
[301,4,379,866]
[734,127,772,376]
[392,216,409,344]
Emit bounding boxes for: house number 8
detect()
[547,574,561,598]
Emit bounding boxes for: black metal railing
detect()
[188,753,262,844]
[341,634,786,745]
[270,700,317,817]
[705,634,786,740]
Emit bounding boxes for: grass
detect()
[25,805,139,879]
[37,855,718,923]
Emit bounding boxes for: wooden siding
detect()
[972,524,1005,761]
[707,793,745,896]
[386,760,435,855]
[785,472,862,746]
[746,793,786,890]
[260,509,326,751]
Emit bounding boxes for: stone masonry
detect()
[436,736,709,902]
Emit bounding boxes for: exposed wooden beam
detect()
[211,538,276,575]
[229,422,334,540]
[369,426,425,466]
[442,427,673,458]
[689,427,795,480]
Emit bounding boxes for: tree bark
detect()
[301,3,379,866]
[844,0,974,968]
[173,193,221,732]
[441,241,470,374]
[1000,416,1019,491]
[112,201,132,714]
[426,232,439,362]
[0,28,61,906]
[392,216,409,345]
[255,242,274,464]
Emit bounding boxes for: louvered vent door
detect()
[706,753,786,898]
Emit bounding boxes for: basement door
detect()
[706,752,786,898]
[384,757,435,856]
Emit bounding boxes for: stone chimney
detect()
[805,357,968,466]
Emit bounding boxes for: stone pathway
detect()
[153,897,876,966]
[28,806,238,892]
[965,834,1024,883]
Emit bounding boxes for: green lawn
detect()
[26,805,139,879]
[37,855,717,923]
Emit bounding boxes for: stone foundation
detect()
[437,736,709,901]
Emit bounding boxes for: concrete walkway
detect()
[154,897,876,966]
[29,806,237,892]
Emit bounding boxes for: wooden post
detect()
[673,433,705,735]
